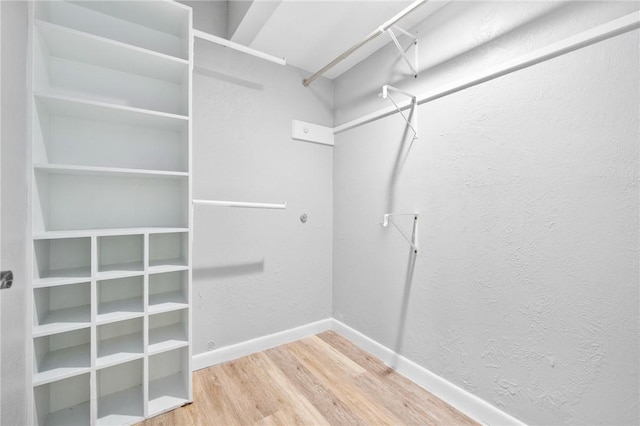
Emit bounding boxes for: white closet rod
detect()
[333,11,640,134]
[302,0,427,87]
[193,29,287,66]
[193,199,287,210]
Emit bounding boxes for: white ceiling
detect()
[230,0,448,79]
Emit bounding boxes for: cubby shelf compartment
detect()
[97,360,144,425]
[149,271,189,314]
[33,238,91,286]
[148,348,190,416]
[35,19,188,84]
[97,276,144,324]
[148,309,189,355]
[149,232,189,271]
[33,283,91,337]
[34,373,91,426]
[98,235,144,276]
[33,328,91,386]
[35,1,190,59]
[97,318,143,369]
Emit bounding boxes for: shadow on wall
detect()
[385,102,418,215]
[390,223,418,368]
[193,259,265,280]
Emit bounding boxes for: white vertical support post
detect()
[90,235,98,426]
[142,232,150,418]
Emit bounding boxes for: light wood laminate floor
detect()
[141,331,479,425]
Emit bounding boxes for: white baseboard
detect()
[330,319,525,426]
[192,318,332,371]
[192,317,523,426]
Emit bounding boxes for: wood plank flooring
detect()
[141,331,479,425]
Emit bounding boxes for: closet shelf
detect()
[97,386,144,426]
[97,298,144,324]
[33,227,189,240]
[33,344,91,386]
[34,164,188,179]
[149,324,188,355]
[34,91,188,131]
[33,308,91,338]
[148,373,188,416]
[45,401,91,426]
[33,267,91,288]
[149,292,189,314]
[36,20,188,84]
[97,334,144,369]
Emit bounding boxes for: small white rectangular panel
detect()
[292,120,334,146]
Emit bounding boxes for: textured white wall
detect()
[190,30,334,354]
[1,1,28,425]
[333,2,639,424]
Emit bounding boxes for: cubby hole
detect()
[33,328,91,385]
[97,359,144,425]
[148,347,189,416]
[97,318,143,368]
[149,232,188,271]
[148,309,188,354]
[149,270,188,314]
[33,283,91,336]
[35,1,189,59]
[98,235,143,275]
[34,373,90,426]
[97,275,144,323]
[33,238,90,283]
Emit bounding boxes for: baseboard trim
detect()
[192,318,333,371]
[330,319,525,426]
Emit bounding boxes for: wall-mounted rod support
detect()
[194,29,287,66]
[386,27,418,77]
[382,213,419,253]
[193,199,287,210]
[302,0,426,87]
[380,85,418,139]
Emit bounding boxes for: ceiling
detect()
[227,0,448,79]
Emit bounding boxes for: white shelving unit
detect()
[29,1,193,424]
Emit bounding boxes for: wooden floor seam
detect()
[140,331,479,425]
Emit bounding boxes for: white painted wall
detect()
[178,1,227,37]
[333,2,639,424]
[190,4,334,356]
[1,2,28,425]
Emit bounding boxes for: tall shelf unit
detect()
[29,1,193,424]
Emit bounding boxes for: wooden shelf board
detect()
[34,91,188,131]
[34,267,91,287]
[36,20,188,83]
[148,324,188,355]
[34,164,188,179]
[33,306,91,337]
[148,373,189,416]
[149,292,188,314]
[34,227,189,240]
[33,342,91,386]
[97,386,144,426]
[44,400,90,426]
[97,297,144,325]
[97,332,144,369]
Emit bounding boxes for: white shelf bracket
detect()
[380,84,418,141]
[386,26,419,78]
[382,213,419,254]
